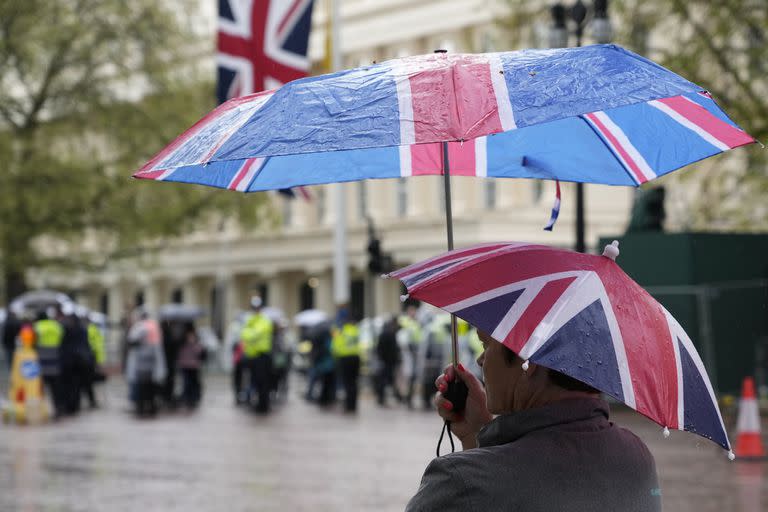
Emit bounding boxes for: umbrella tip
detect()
[602,240,620,261]
[522,360,530,371]
[400,294,410,302]
[663,426,670,438]
[728,451,736,461]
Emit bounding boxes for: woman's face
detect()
[476,330,527,414]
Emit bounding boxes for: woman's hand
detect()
[434,364,492,450]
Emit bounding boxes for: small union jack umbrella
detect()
[134,46,754,221]
[387,240,733,455]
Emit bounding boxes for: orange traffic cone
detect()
[734,377,766,460]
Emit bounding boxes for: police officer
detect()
[240,296,274,413]
[85,312,106,408]
[331,306,361,413]
[34,308,65,418]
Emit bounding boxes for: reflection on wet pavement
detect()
[0,376,765,511]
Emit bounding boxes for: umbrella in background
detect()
[294,309,328,328]
[158,303,206,322]
[261,306,287,325]
[134,44,756,366]
[388,240,733,456]
[10,290,73,314]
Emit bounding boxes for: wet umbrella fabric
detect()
[158,304,206,322]
[134,44,754,191]
[387,241,731,452]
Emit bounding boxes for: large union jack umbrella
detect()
[133,44,754,193]
[388,241,731,453]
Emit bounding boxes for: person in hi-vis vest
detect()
[239,296,273,413]
[332,306,361,413]
[34,308,65,418]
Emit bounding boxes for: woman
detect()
[407,330,661,511]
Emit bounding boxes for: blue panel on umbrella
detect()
[217,65,403,159]
[486,116,634,185]
[598,101,723,179]
[455,289,523,335]
[531,299,624,401]
[678,338,729,449]
[499,45,699,128]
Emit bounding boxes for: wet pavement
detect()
[1,375,766,511]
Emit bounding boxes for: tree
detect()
[499,0,767,230]
[0,0,268,301]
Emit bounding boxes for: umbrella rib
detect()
[578,113,642,187]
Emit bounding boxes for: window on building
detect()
[282,196,293,227]
[532,180,544,204]
[299,281,315,311]
[350,279,365,321]
[358,181,368,219]
[252,283,269,307]
[171,287,183,304]
[484,180,497,210]
[100,293,109,314]
[396,178,408,217]
[134,291,145,307]
[316,187,326,224]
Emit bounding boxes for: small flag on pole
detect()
[543,180,562,231]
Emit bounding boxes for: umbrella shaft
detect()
[442,142,454,251]
[442,141,459,367]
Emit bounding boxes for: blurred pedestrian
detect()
[177,322,206,409]
[375,315,402,407]
[160,319,186,408]
[34,308,65,418]
[59,304,93,415]
[125,308,167,416]
[332,306,361,413]
[398,299,423,408]
[407,330,660,511]
[239,296,273,413]
[308,321,336,407]
[270,318,291,403]
[85,313,107,408]
[419,315,451,410]
[2,305,22,369]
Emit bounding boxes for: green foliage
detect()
[0,0,268,298]
[499,0,767,230]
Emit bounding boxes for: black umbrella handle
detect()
[443,378,468,414]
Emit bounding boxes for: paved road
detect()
[0,375,765,511]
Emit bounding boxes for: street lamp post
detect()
[550,0,612,253]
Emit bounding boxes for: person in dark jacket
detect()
[177,322,206,409]
[2,308,22,369]
[59,304,93,415]
[407,330,661,512]
[375,316,402,406]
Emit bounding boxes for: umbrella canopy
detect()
[158,303,206,322]
[387,241,730,453]
[10,290,73,313]
[294,309,328,327]
[261,306,287,324]
[134,44,753,191]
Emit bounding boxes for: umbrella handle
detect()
[443,378,468,414]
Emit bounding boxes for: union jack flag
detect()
[217,0,315,199]
[389,242,730,451]
[217,0,315,102]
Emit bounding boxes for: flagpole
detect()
[330,0,349,309]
